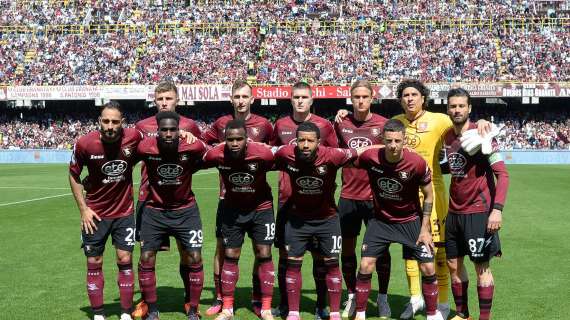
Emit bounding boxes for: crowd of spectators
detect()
[1,108,569,150]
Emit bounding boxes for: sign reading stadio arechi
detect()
[4,83,570,101]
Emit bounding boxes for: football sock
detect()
[435,247,449,303]
[138,260,157,304]
[451,281,470,318]
[286,259,303,313]
[213,272,222,300]
[341,255,357,294]
[313,258,328,309]
[87,262,104,314]
[179,264,191,303]
[258,256,275,311]
[405,259,421,297]
[377,250,391,295]
[325,259,342,313]
[187,263,204,309]
[355,272,372,313]
[477,285,494,320]
[117,262,134,313]
[221,257,239,310]
[252,258,261,302]
[277,257,288,308]
[422,274,439,316]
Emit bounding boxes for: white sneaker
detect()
[399,295,425,319]
[93,315,105,320]
[341,293,356,318]
[426,310,445,320]
[376,294,391,319]
[438,302,450,319]
[120,313,133,320]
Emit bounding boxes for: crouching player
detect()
[443,88,509,320]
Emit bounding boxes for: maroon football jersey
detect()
[335,113,387,201]
[202,113,273,145]
[443,122,509,214]
[358,148,432,223]
[271,114,338,204]
[135,115,202,202]
[69,128,142,219]
[136,138,207,211]
[202,142,274,211]
[275,145,357,220]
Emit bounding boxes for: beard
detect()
[157,138,179,157]
[224,145,245,161]
[295,146,317,164]
[452,114,469,126]
[100,127,122,143]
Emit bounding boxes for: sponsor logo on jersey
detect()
[371,166,384,174]
[371,128,381,137]
[281,131,293,135]
[448,153,467,171]
[287,165,299,172]
[157,164,184,179]
[348,136,372,148]
[101,160,128,176]
[341,128,353,134]
[248,162,258,172]
[149,156,162,160]
[90,154,104,160]
[251,127,260,137]
[229,172,254,186]
[316,165,327,175]
[399,171,409,180]
[377,177,403,193]
[296,176,323,189]
[405,133,421,149]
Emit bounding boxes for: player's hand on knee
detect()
[417,230,434,255]
[487,209,502,234]
[335,109,349,123]
[80,207,101,234]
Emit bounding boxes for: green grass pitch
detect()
[0,164,568,319]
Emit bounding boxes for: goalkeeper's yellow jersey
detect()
[393,111,453,242]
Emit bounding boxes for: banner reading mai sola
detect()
[176,84,232,101]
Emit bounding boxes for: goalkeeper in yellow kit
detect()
[394,79,490,319]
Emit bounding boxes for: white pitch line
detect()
[0,186,70,190]
[0,193,72,207]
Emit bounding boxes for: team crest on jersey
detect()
[248,162,258,172]
[371,128,381,137]
[122,148,132,157]
[251,127,260,137]
[316,165,327,175]
[399,171,409,180]
[418,122,429,132]
[180,154,189,162]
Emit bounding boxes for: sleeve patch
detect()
[488,152,503,165]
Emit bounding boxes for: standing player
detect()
[275,121,373,320]
[133,80,202,316]
[136,111,208,320]
[353,119,443,320]
[69,102,142,320]
[201,120,276,320]
[443,88,509,320]
[271,81,338,319]
[333,80,390,319]
[201,79,273,316]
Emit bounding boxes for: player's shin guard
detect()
[258,256,275,311]
[221,257,239,310]
[179,264,191,303]
[421,274,439,316]
[477,285,494,320]
[405,259,421,297]
[286,259,303,313]
[376,251,391,295]
[313,259,328,309]
[435,247,449,303]
[451,281,469,318]
[277,257,288,308]
[324,259,342,313]
[341,255,357,294]
[138,260,157,304]
[187,263,204,309]
[117,263,134,313]
[355,272,372,313]
[87,262,105,315]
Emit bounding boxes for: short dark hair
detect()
[447,87,472,105]
[154,80,178,97]
[396,79,430,108]
[224,119,247,136]
[231,79,252,95]
[292,81,312,96]
[296,121,320,139]
[383,119,406,135]
[155,111,180,126]
[101,100,122,116]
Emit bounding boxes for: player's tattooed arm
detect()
[418,182,435,254]
[69,174,101,234]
